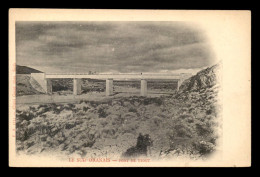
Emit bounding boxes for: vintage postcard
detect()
[9,9,251,167]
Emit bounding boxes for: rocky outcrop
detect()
[178,62,222,93]
[16,75,43,96]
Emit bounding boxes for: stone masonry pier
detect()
[31,73,192,97]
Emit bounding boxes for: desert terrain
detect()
[15,63,222,161]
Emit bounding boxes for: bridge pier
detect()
[73,78,82,95]
[176,80,181,91]
[140,79,147,96]
[106,78,113,96]
[46,79,52,94]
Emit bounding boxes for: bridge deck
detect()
[45,74,181,80]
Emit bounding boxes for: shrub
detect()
[174,124,193,138]
[129,107,137,113]
[25,140,35,149]
[83,106,90,112]
[187,117,194,123]
[89,101,98,108]
[142,97,163,106]
[206,109,212,115]
[100,119,109,127]
[193,141,215,155]
[179,114,191,120]
[101,128,116,138]
[98,107,108,118]
[18,111,34,121]
[16,129,29,141]
[67,103,75,109]
[65,122,77,129]
[195,123,211,136]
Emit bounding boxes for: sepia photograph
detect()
[9,9,251,167]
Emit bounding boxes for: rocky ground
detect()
[15,63,222,161]
[16,95,220,160]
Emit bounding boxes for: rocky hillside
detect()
[16,65,42,74]
[178,62,222,93]
[175,62,222,117]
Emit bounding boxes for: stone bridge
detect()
[31,73,192,96]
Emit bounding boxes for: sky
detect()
[16,21,216,74]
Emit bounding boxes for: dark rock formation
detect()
[16,65,42,74]
[122,133,153,157]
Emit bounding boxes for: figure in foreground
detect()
[122,133,153,157]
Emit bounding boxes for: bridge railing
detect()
[45,73,181,76]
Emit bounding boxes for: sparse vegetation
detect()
[16,89,221,159]
[15,63,221,160]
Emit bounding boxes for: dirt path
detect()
[16,91,172,105]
